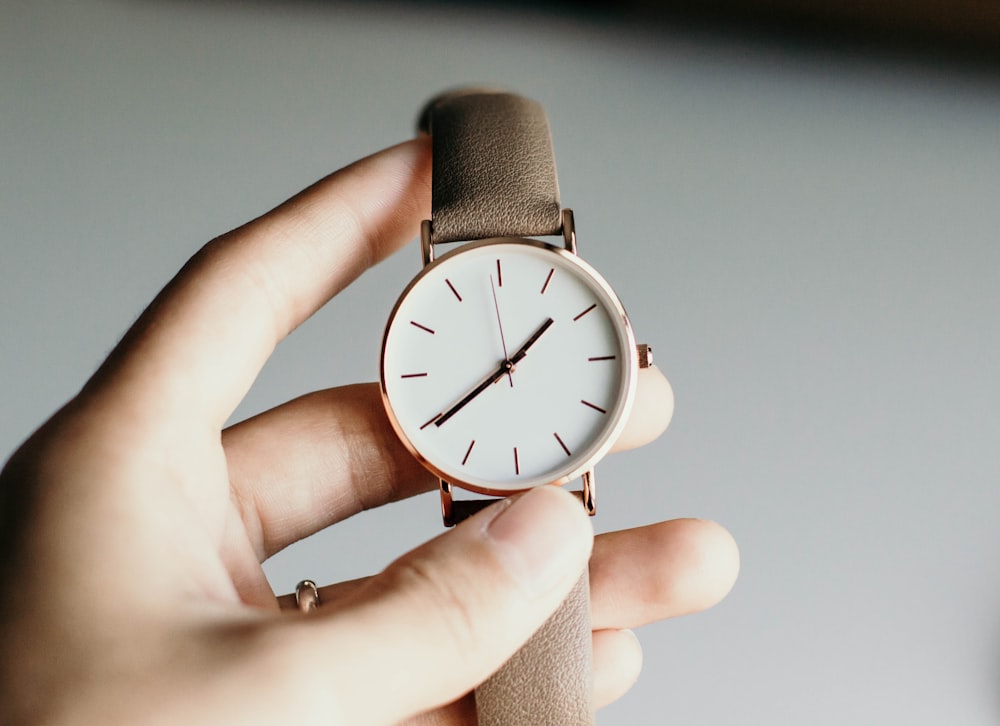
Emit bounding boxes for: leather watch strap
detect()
[419,90,563,244]
[449,496,496,523]
[476,570,594,726]
[450,489,591,525]
[422,89,594,725]
[449,493,594,725]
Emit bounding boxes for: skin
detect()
[0,137,739,725]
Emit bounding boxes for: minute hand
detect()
[433,317,555,429]
[434,360,512,427]
[509,317,555,365]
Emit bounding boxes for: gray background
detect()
[3,1,999,723]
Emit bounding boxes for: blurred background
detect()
[2,1,998,723]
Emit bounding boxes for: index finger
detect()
[87,138,432,427]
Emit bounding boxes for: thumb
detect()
[279,485,593,724]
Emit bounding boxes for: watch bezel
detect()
[379,236,639,496]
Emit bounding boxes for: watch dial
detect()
[380,239,636,493]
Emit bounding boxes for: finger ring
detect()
[295,580,320,612]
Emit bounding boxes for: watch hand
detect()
[509,317,555,365]
[434,358,513,428]
[432,318,554,428]
[490,274,514,388]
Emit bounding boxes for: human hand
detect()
[0,138,739,725]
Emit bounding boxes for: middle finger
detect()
[225,369,673,560]
[275,517,740,629]
[224,383,435,561]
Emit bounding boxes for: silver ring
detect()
[295,580,320,612]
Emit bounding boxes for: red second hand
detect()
[490,274,514,387]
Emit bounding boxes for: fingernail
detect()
[483,486,591,598]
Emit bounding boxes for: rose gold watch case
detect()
[379,228,639,498]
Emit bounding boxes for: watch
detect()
[379,89,650,725]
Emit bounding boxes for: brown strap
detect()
[419,90,563,244]
[422,90,591,723]
[475,570,594,726]
[448,493,594,725]
[448,497,495,524]
[449,490,590,527]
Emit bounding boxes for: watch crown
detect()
[637,343,653,369]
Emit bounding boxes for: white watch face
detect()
[380,239,637,494]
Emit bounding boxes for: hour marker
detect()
[445,278,462,302]
[581,400,607,414]
[573,303,597,321]
[400,373,428,379]
[410,321,435,334]
[461,440,476,466]
[496,259,503,287]
[514,447,520,475]
[588,355,617,362]
[420,414,441,430]
[554,432,571,457]
[541,268,554,294]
